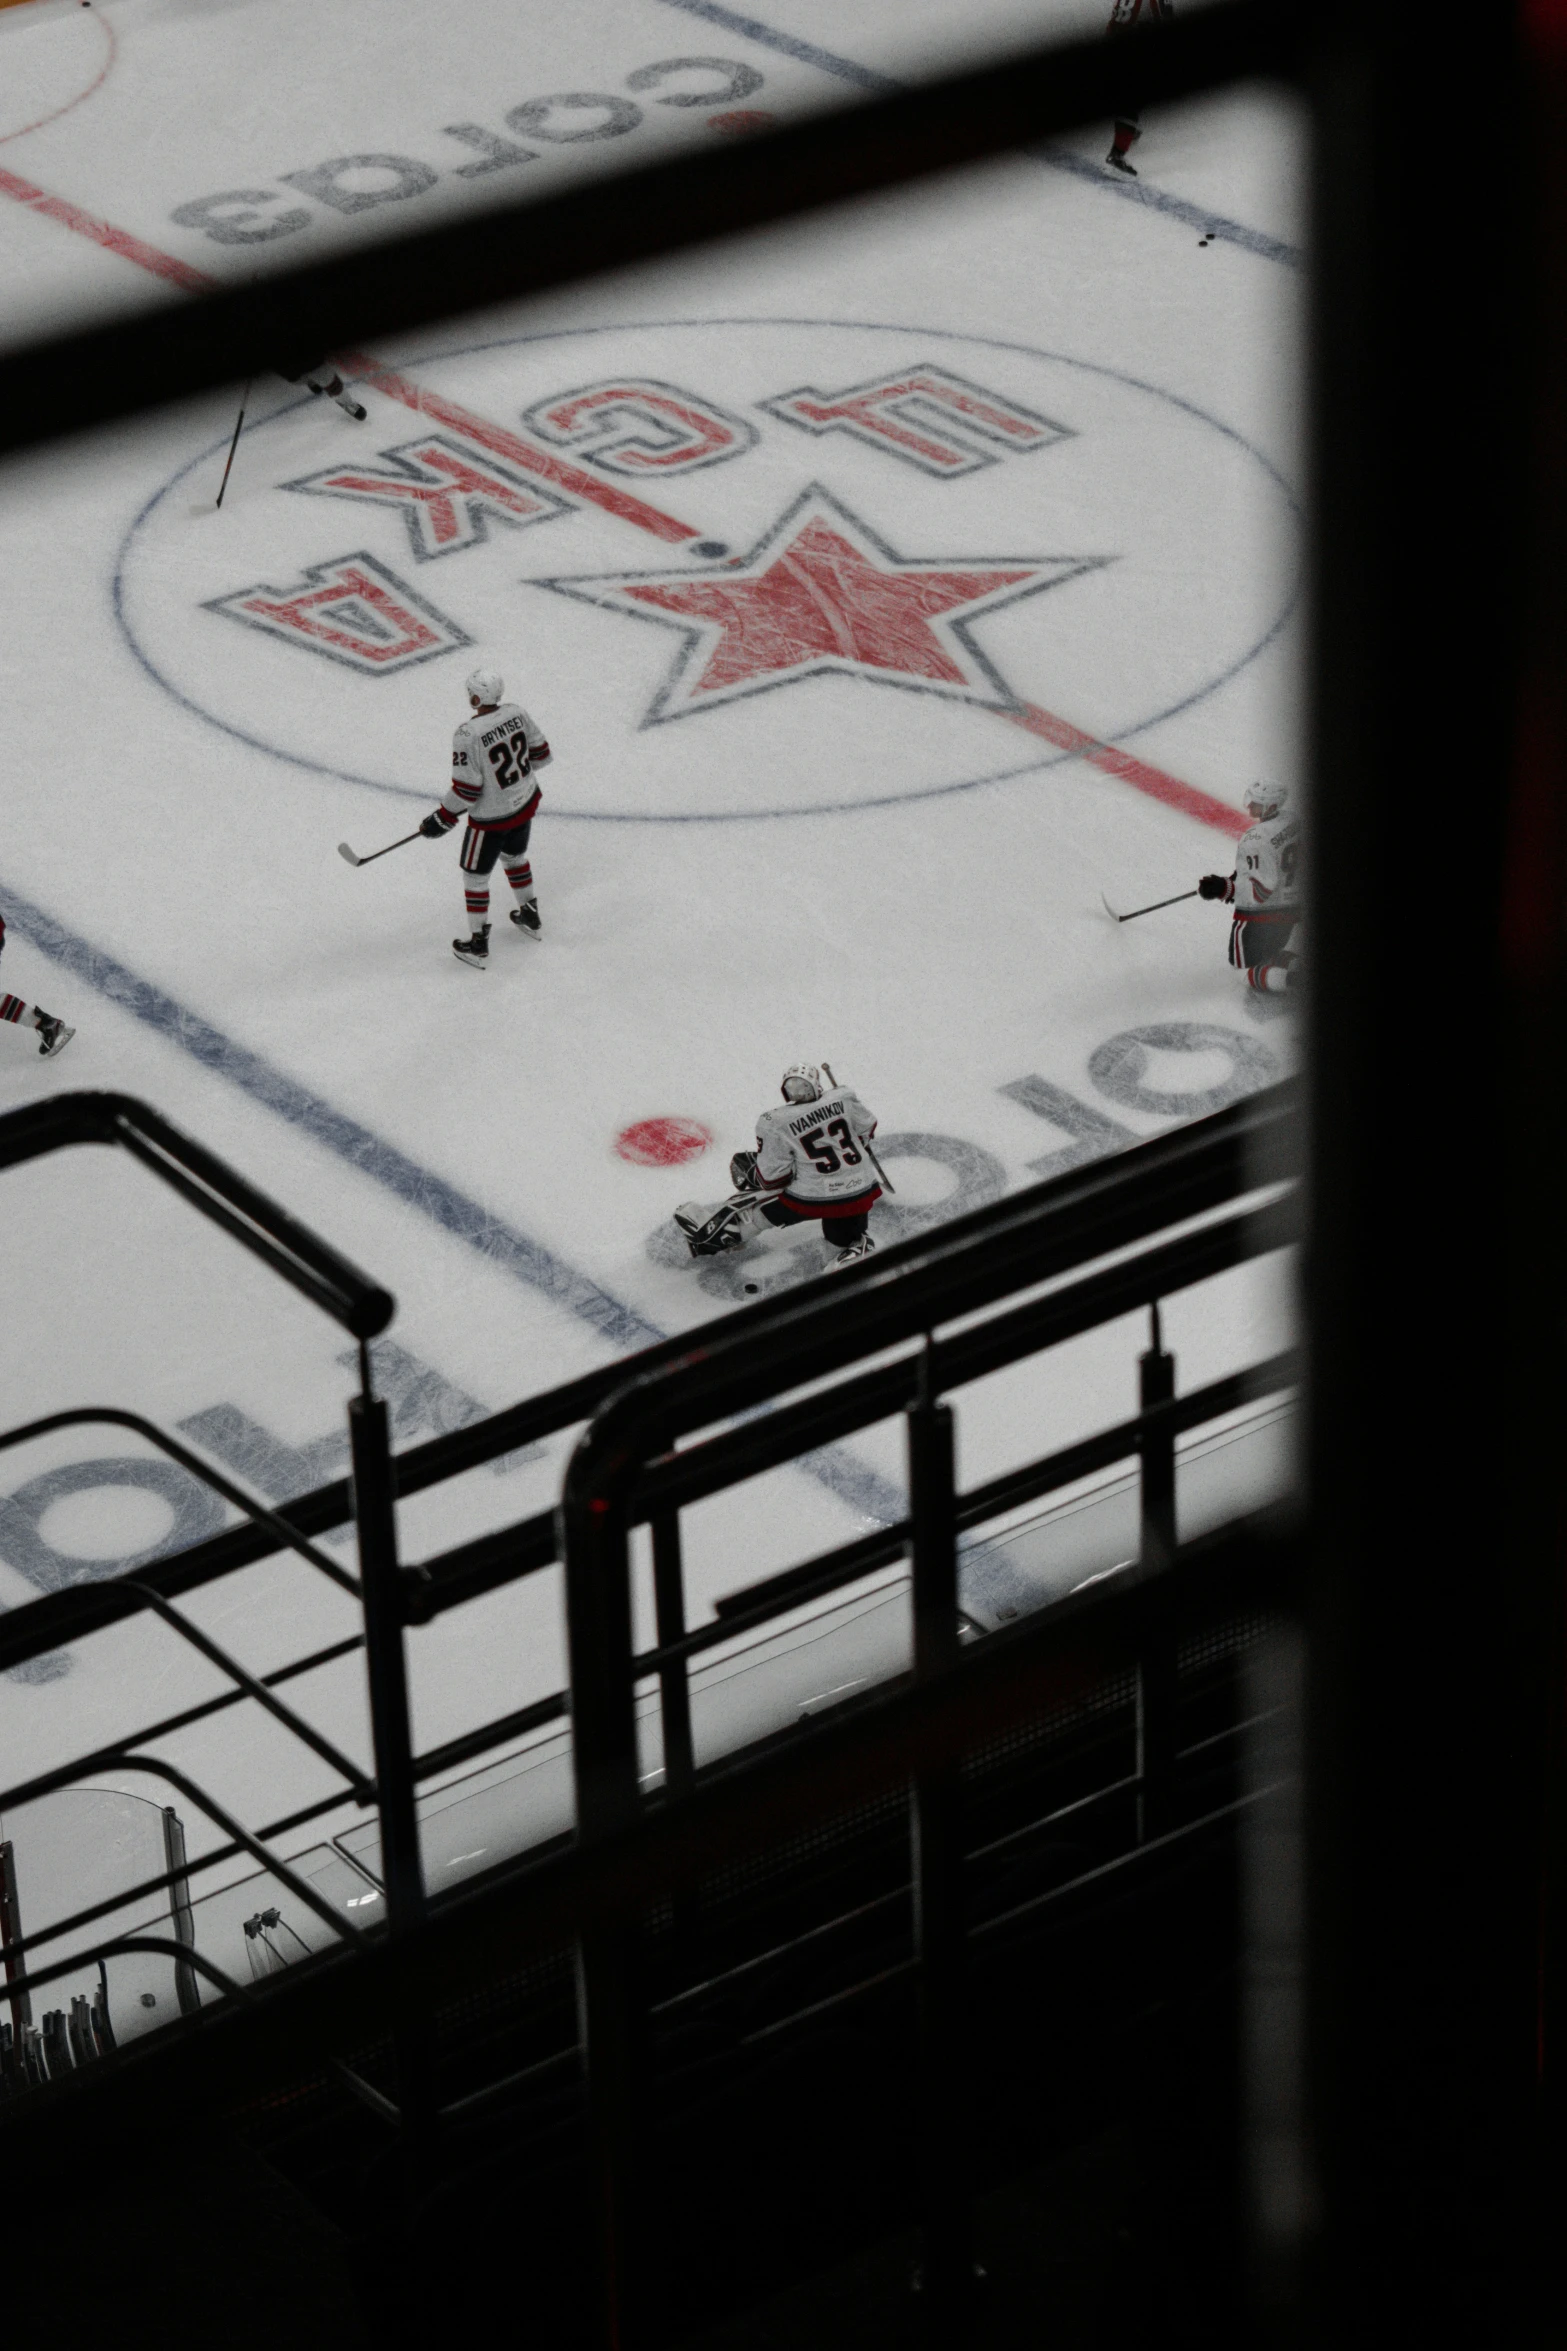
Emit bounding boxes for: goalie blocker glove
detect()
[729,1150,761,1192]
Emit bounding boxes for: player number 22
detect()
[801,1117,862,1175]
[487,730,531,787]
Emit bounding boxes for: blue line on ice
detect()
[0,878,906,1528]
[649,0,898,89]
[651,0,1302,269]
[1033,149,1301,269]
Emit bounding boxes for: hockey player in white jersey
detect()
[421,669,552,971]
[1199,779,1301,994]
[675,1065,882,1270]
[0,913,72,1057]
[1104,0,1173,175]
[277,348,367,420]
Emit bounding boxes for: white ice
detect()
[0,0,1302,2036]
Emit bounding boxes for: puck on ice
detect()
[743,1282,759,1294]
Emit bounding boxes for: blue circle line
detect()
[113,315,1301,826]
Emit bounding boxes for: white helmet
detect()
[466,667,504,707]
[781,1063,823,1104]
[1245,778,1290,821]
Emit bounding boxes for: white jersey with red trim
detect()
[441,701,550,830]
[1231,808,1301,914]
[754,1087,880,1207]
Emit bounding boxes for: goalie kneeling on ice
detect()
[674,1063,882,1271]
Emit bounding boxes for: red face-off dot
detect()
[616,1117,713,1167]
[706,109,775,134]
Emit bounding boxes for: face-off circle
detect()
[116,317,1300,823]
[615,1116,712,1166]
[0,4,114,144]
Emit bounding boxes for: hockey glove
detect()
[729,1150,761,1193]
[419,813,450,839]
[1198,874,1231,900]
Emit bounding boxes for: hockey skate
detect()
[1106,120,1140,175]
[829,1233,877,1270]
[35,1013,73,1059]
[673,1197,757,1258]
[509,899,542,942]
[452,925,490,972]
[307,370,367,420]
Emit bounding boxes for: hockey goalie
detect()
[674,1064,882,1271]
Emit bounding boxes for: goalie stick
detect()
[1100,887,1200,923]
[820,1061,895,1194]
[338,830,423,868]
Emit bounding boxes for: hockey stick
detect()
[1100,888,1200,923]
[338,830,423,868]
[215,380,251,509]
[821,1062,895,1194]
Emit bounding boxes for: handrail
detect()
[0,1515,1297,2152]
[630,1200,1299,1522]
[637,1352,1298,1677]
[0,1093,393,1339]
[116,1581,372,1801]
[561,1084,1298,1838]
[0,1080,1300,1679]
[0,1083,1297,2095]
[0,1408,360,1596]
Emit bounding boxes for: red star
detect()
[534,486,1102,722]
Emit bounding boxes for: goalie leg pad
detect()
[673,1197,759,1257]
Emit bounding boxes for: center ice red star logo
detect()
[532,485,1107,723]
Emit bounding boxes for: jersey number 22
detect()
[487,730,531,787]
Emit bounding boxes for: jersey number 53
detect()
[800,1117,862,1175]
[486,730,532,787]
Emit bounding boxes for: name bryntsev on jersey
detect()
[1234,809,1301,914]
[754,1088,881,1207]
[441,701,551,830]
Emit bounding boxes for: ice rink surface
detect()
[0,0,1304,1998]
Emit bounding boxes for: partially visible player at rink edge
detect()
[675,1065,881,1271]
[421,669,552,972]
[0,914,73,1058]
[1198,778,1302,995]
[275,347,366,421]
[1105,0,1173,177]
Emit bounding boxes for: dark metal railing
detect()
[551,1081,1298,2339]
[0,1079,1295,2034]
[0,1093,392,1339]
[0,1092,422,2049]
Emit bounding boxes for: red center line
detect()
[335,347,699,545]
[0,166,1247,835]
[0,162,211,292]
[1010,701,1248,837]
